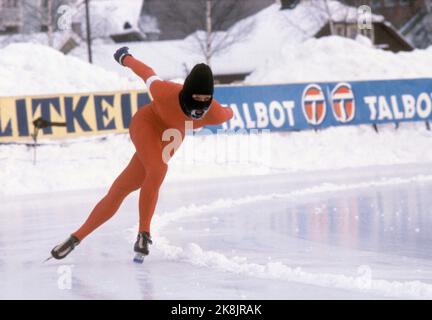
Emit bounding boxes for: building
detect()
[0,0,63,34]
[140,0,275,40]
[341,0,432,48]
[316,21,414,51]
[343,0,425,29]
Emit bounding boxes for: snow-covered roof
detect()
[69,1,386,80]
[73,0,143,38]
[317,0,384,24]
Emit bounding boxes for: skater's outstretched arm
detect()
[203,100,234,126]
[114,47,163,98]
[123,56,158,85]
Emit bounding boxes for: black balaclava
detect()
[179,63,214,119]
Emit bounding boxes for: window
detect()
[334,24,360,39]
[3,0,18,8]
[384,0,398,7]
[334,22,375,43]
[360,26,375,43]
[347,25,358,39]
[4,26,19,33]
[371,0,382,8]
[280,0,300,10]
[334,24,346,37]
[123,22,132,30]
[399,0,410,5]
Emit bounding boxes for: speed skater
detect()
[50,46,233,260]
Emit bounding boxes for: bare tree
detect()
[414,0,432,48]
[157,0,255,67]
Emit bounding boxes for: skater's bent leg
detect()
[129,118,179,234]
[138,163,168,233]
[73,153,145,240]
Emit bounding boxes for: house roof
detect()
[72,0,143,39]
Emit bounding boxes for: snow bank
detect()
[246,35,432,84]
[0,43,141,96]
[2,124,432,196]
[158,240,432,299]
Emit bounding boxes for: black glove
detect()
[114,46,132,66]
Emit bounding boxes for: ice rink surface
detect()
[2,163,432,299]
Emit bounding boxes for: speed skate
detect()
[133,253,146,264]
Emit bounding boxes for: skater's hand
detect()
[114,47,132,66]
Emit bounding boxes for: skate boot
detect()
[50,235,80,260]
[133,232,152,263]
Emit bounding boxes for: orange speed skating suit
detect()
[72,56,233,241]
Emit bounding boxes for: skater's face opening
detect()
[188,104,211,119]
[192,94,212,102]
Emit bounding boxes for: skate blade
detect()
[133,253,145,264]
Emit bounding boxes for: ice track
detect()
[2,164,432,299]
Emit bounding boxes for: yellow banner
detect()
[0,90,151,142]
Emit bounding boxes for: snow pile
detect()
[154,240,432,299]
[2,124,432,196]
[0,43,141,96]
[246,35,432,84]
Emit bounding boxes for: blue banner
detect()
[209,78,432,132]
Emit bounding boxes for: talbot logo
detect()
[331,83,356,123]
[302,84,326,125]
